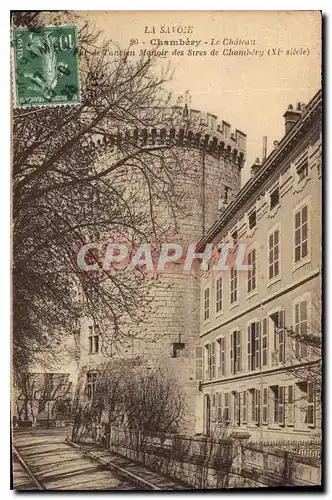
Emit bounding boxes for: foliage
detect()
[12,12,198,375]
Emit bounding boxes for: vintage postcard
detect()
[11,10,322,491]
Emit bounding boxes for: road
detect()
[12,428,141,490]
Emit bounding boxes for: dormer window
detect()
[296,154,309,182]
[231,229,238,245]
[248,209,257,229]
[270,186,280,210]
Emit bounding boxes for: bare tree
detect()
[123,365,186,433]
[285,289,322,411]
[14,372,72,425]
[12,12,200,376]
[71,361,186,442]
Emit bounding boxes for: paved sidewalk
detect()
[66,439,188,490]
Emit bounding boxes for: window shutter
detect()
[218,337,226,377]
[204,345,210,380]
[233,392,238,425]
[230,333,235,375]
[278,310,285,363]
[307,382,315,426]
[278,386,285,425]
[217,393,222,423]
[224,393,230,423]
[236,330,242,373]
[195,346,203,381]
[255,389,261,425]
[255,322,261,369]
[287,385,295,426]
[211,341,216,378]
[262,388,268,424]
[212,394,216,422]
[217,339,221,378]
[236,392,240,425]
[239,391,242,424]
[247,326,252,371]
[242,391,247,423]
[261,318,268,366]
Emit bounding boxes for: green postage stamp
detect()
[13,25,80,108]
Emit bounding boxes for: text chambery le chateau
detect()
[114,25,309,58]
[143,25,261,57]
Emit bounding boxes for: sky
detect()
[80,10,322,184]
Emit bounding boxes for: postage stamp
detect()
[13,25,80,108]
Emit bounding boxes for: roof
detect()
[197,89,322,249]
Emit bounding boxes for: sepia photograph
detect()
[10,9,322,491]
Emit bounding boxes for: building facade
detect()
[196,90,322,441]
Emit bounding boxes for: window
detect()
[230,268,238,304]
[247,322,260,371]
[204,288,210,321]
[250,389,255,422]
[233,392,240,426]
[296,154,309,182]
[216,277,223,313]
[204,343,216,380]
[261,318,268,367]
[242,391,247,423]
[217,393,222,423]
[278,387,285,425]
[204,344,211,380]
[247,249,257,293]
[254,389,261,425]
[307,382,315,426]
[270,186,280,209]
[211,341,216,379]
[212,394,216,423]
[88,325,100,354]
[86,372,97,399]
[271,385,285,425]
[224,393,230,423]
[268,229,280,280]
[294,205,308,263]
[231,330,241,374]
[271,310,285,364]
[287,385,295,426]
[195,346,203,381]
[217,337,226,377]
[248,209,257,229]
[295,300,308,358]
[262,388,268,424]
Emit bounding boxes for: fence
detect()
[242,440,322,486]
[108,426,235,489]
[247,440,321,460]
[109,427,233,467]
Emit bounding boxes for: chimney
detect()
[251,157,261,177]
[262,136,267,161]
[283,102,302,134]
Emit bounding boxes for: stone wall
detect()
[107,426,321,488]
